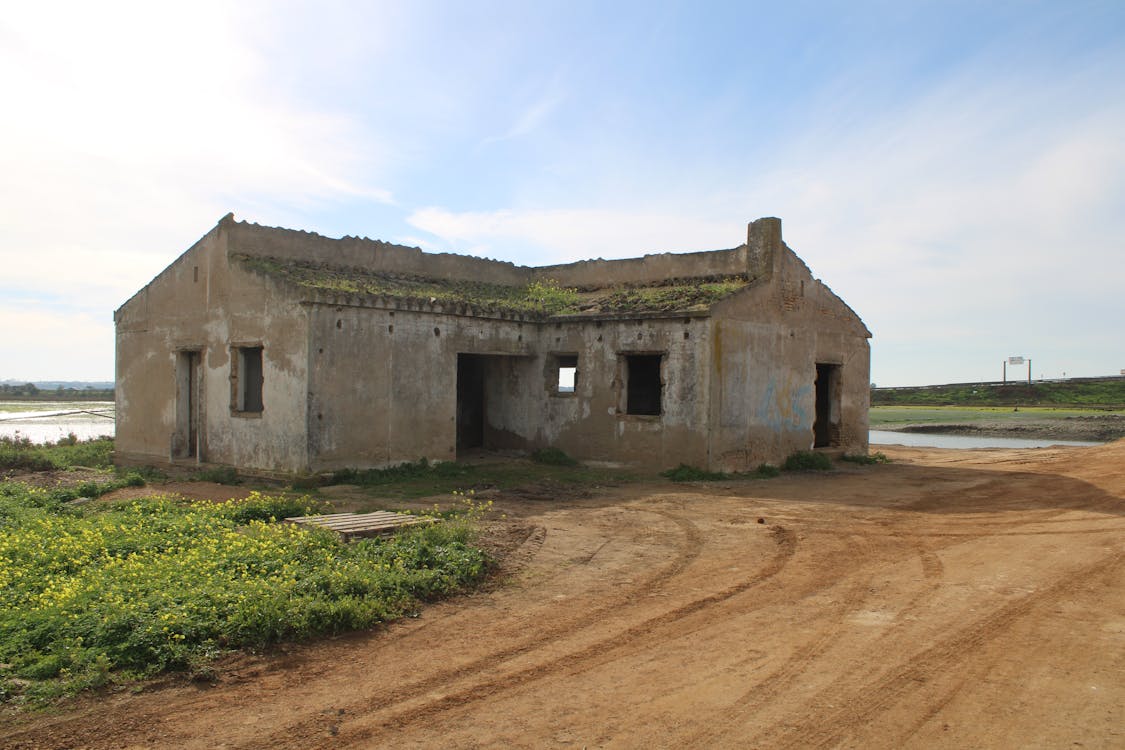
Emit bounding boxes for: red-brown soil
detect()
[3,442,1123,749]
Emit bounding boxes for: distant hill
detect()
[0,381,114,401]
[873,376,1125,408]
[1,380,114,391]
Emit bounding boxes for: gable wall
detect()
[115,222,310,472]
[707,243,870,471]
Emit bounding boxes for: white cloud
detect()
[0,1,393,378]
[407,207,736,265]
[0,305,113,381]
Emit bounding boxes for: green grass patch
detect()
[0,435,115,472]
[236,255,748,316]
[0,484,489,705]
[530,447,577,466]
[598,279,746,313]
[192,466,240,485]
[872,378,1125,408]
[327,458,638,499]
[662,464,727,481]
[869,405,1123,427]
[661,463,780,482]
[782,451,833,471]
[840,452,891,465]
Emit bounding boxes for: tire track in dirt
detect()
[0,505,700,750]
[286,525,800,749]
[222,503,707,750]
[693,498,1120,747]
[887,545,1125,749]
[756,550,1125,750]
[680,529,946,748]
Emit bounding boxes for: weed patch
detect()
[782,451,833,471]
[0,484,488,705]
[0,435,114,472]
[530,447,577,466]
[662,463,780,482]
[840,452,890,465]
[192,466,239,485]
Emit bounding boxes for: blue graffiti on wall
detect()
[759,377,812,430]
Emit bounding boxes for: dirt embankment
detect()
[3,441,1124,749]
[885,413,1125,442]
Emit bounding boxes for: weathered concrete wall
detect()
[117,214,868,475]
[534,217,778,288]
[302,301,712,471]
[115,221,310,472]
[305,304,536,470]
[225,214,768,289]
[531,317,712,468]
[535,248,747,288]
[227,217,531,286]
[707,231,870,471]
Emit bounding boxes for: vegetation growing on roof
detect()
[588,279,747,313]
[235,255,749,316]
[235,255,581,315]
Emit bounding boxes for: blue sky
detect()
[2,1,1122,385]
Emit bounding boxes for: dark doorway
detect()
[814,363,840,448]
[624,354,663,416]
[456,354,486,452]
[175,350,201,459]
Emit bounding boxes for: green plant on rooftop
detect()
[598,279,747,313]
[236,256,748,316]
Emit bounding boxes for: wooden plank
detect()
[284,511,435,540]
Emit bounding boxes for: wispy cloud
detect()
[480,90,567,146]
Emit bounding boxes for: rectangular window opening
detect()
[555,354,578,394]
[232,345,264,414]
[624,354,663,416]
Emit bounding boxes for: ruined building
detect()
[114,215,871,474]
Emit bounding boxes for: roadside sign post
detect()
[1006,356,1030,385]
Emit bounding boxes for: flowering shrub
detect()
[0,485,488,703]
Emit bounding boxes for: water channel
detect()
[868,429,1101,449]
[0,402,115,443]
[0,402,1105,450]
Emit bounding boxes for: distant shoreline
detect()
[877,415,1125,442]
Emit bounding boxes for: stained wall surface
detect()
[115,221,310,473]
[115,215,870,475]
[707,239,870,471]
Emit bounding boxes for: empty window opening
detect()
[552,354,578,394]
[814,363,841,448]
[624,354,663,416]
[232,346,264,414]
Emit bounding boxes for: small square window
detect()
[557,354,577,393]
[548,353,578,396]
[232,345,263,414]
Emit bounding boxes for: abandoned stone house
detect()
[114,214,871,475]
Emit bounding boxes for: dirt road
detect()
[4,442,1123,749]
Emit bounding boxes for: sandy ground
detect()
[3,441,1124,749]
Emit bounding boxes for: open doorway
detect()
[813,363,840,448]
[174,350,201,459]
[456,354,486,452]
[456,354,532,457]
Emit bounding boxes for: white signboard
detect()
[1008,356,1025,365]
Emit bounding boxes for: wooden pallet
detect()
[284,511,434,541]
